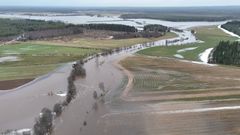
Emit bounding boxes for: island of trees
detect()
[208,41,240,65]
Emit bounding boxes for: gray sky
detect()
[1,0,240,7]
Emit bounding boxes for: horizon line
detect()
[0,5,240,8]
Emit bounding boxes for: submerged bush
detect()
[65,81,77,104]
[83,121,87,126]
[72,64,86,77]
[98,82,105,92]
[93,91,98,100]
[53,103,63,117]
[92,102,98,111]
[33,108,53,135]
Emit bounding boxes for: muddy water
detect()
[53,29,240,135]
[0,14,225,30]
[0,64,72,131]
[0,29,184,132]
[1,24,239,135]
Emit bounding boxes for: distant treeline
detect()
[0,18,67,37]
[120,14,232,22]
[221,21,240,36]
[0,18,140,38]
[0,18,138,38]
[208,41,240,65]
[144,24,169,33]
[0,18,171,42]
[78,24,137,32]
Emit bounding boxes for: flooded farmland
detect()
[0,14,239,135]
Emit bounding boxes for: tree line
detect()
[0,18,67,37]
[221,21,240,36]
[78,24,137,32]
[121,13,232,22]
[208,41,240,65]
[0,18,138,37]
[0,18,172,42]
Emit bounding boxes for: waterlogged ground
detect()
[0,19,240,135]
[0,13,225,30]
[52,54,240,135]
[54,35,240,135]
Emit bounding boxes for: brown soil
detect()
[0,78,34,90]
[120,56,240,102]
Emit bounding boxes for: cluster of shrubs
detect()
[33,108,54,135]
[208,41,240,65]
[144,24,169,33]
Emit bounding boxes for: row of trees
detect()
[0,18,67,37]
[33,56,109,135]
[221,21,240,36]
[120,13,231,22]
[79,24,138,32]
[208,41,240,65]
[0,18,173,42]
[33,60,87,135]
[0,18,138,38]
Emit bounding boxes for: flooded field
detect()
[53,31,240,135]
[52,54,240,135]
[0,13,225,30]
[0,14,239,135]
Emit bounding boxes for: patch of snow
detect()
[56,91,67,97]
[199,48,214,63]
[177,47,198,53]
[5,128,32,135]
[174,54,184,59]
[0,56,20,63]
[107,36,114,39]
[218,25,240,38]
[16,128,32,134]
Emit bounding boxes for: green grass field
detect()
[0,43,100,81]
[138,26,238,61]
[0,32,177,82]
[32,32,177,49]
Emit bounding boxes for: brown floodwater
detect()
[1,29,240,135]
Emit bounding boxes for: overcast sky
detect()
[1,0,240,7]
